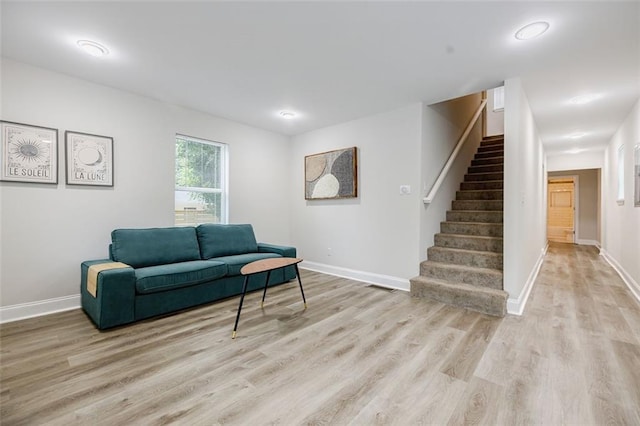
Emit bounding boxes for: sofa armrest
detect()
[81,260,136,330]
[257,243,296,258]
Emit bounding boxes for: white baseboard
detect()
[0,263,409,324]
[507,244,548,316]
[576,239,601,248]
[600,249,640,303]
[0,295,80,324]
[9,248,626,324]
[300,261,410,292]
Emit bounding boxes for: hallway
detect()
[477,242,640,424]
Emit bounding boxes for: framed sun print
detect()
[1,120,58,184]
[65,131,114,186]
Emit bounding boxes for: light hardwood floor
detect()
[2,243,639,425]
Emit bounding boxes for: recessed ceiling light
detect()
[567,149,584,154]
[570,94,600,105]
[515,21,550,40]
[77,40,109,57]
[279,111,297,119]
[568,132,586,139]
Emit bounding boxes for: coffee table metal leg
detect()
[294,264,307,309]
[260,270,272,308]
[232,275,250,339]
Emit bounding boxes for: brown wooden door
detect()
[547,178,575,243]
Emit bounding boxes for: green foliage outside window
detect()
[175,135,227,225]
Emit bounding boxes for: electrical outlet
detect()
[327,247,332,257]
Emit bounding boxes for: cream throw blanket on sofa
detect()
[87,262,130,297]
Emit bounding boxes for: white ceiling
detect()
[2,2,639,154]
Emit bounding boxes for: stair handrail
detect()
[423,99,487,204]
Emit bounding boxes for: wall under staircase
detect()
[411,135,507,316]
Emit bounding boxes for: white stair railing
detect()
[423,99,487,204]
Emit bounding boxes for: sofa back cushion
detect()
[111,227,201,268]
[197,224,258,259]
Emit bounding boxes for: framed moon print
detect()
[1,120,58,184]
[65,131,114,187]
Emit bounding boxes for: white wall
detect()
[0,57,3,311]
[547,150,604,172]
[602,98,640,299]
[0,59,291,312]
[503,78,547,314]
[290,104,422,288]
[168,105,291,240]
[486,87,504,137]
[419,93,483,259]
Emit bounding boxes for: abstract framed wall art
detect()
[65,131,114,186]
[0,121,58,184]
[305,146,357,200]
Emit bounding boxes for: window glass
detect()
[175,135,228,225]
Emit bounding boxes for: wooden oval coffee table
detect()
[232,257,307,339]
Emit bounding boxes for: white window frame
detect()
[493,86,505,112]
[175,134,229,225]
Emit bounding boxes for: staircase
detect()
[410,134,507,317]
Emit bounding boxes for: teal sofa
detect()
[81,224,296,330]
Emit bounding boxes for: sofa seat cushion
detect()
[212,252,281,276]
[197,224,259,259]
[112,227,201,268]
[135,260,227,294]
